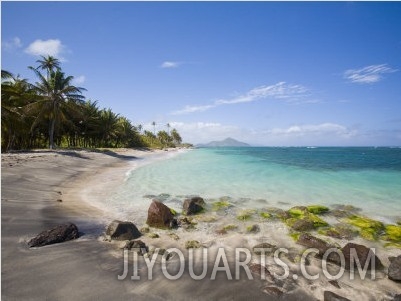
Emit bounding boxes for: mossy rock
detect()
[168,233,180,240]
[307,205,329,215]
[259,211,272,219]
[223,224,238,231]
[246,224,260,233]
[196,215,218,223]
[288,206,309,217]
[148,233,160,239]
[384,242,401,249]
[289,232,301,241]
[236,209,256,221]
[285,212,328,231]
[211,200,232,211]
[319,224,358,240]
[382,225,401,242]
[185,240,201,249]
[345,215,384,241]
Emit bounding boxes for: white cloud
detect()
[2,37,22,51]
[25,39,66,59]
[268,123,356,138]
[166,121,360,146]
[72,75,86,85]
[344,64,397,84]
[171,82,311,115]
[168,121,242,143]
[160,61,181,68]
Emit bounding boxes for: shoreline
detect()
[2,148,401,300]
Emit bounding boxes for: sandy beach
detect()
[1,149,400,301]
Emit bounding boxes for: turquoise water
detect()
[109,147,401,222]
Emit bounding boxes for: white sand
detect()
[1,148,400,301]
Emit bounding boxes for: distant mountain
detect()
[197,137,250,147]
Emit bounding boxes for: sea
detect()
[107,147,401,223]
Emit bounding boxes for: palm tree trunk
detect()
[49,118,55,149]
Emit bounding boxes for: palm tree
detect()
[28,67,86,149]
[1,72,36,150]
[35,55,61,79]
[152,121,156,135]
[171,128,182,145]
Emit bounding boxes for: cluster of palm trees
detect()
[1,56,185,152]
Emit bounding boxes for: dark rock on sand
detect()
[146,200,174,229]
[388,255,401,281]
[248,263,272,280]
[392,294,401,301]
[106,220,141,241]
[122,240,148,255]
[28,223,79,247]
[183,197,205,215]
[324,291,350,301]
[328,280,341,289]
[297,233,337,257]
[341,242,383,270]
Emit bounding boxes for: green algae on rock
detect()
[148,233,160,238]
[236,209,256,221]
[211,200,232,211]
[185,240,201,249]
[223,224,238,231]
[345,215,384,241]
[306,205,329,215]
[382,225,401,243]
[318,224,358,240]
[259,211,272,219]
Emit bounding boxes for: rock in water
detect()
[388,255,401,281]
[297,233,337,257]
[146,200,174,229]
[106,220,141,240]
[28,223,79,247]
[182,197,205,215]
[324,291,350,301]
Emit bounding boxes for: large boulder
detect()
[28,223,79,247]
[183,197,205,215]
[146,200,174,229]
[106,220,141,240]
[341,242,383,270]
[388,255,401,281]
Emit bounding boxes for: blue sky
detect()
[2,1,401,146]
